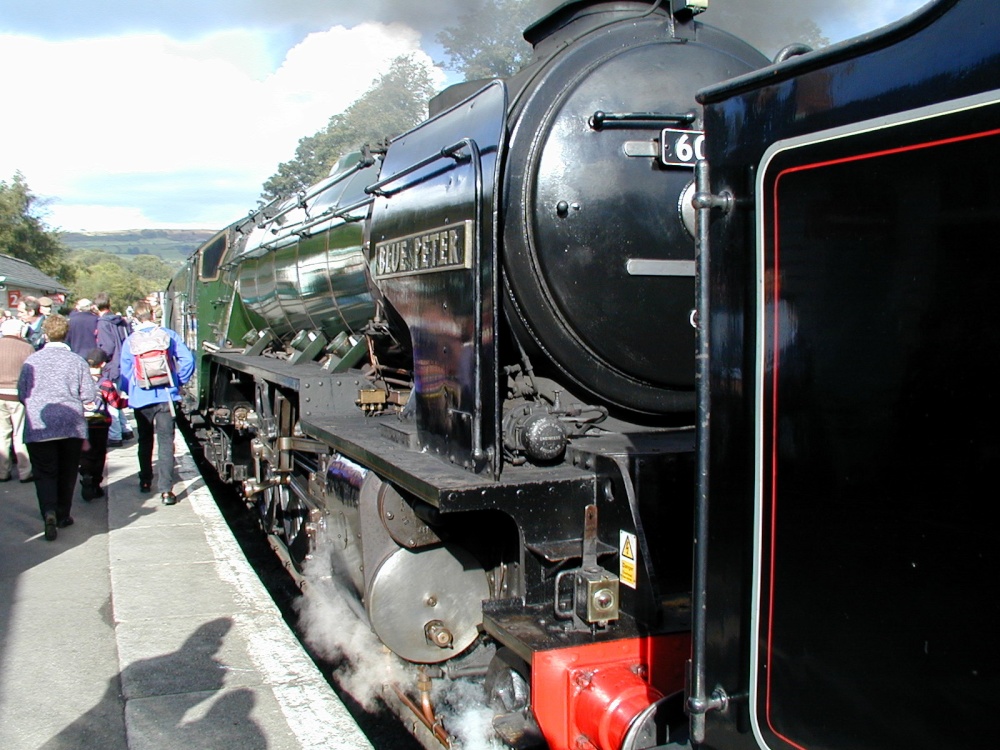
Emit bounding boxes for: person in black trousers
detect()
[79,349,127,500]
[17,315,96,540]
[119,300,194,505]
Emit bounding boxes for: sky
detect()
[0,0,929,234]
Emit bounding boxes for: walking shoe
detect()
[122,431,135,441]
[44,513,57,541]
[161,492,178,505]
[57,517,74,528]
[107,439,123,448]
[140,480,152,492]
[20,475,34,483]
[0,474,11,482]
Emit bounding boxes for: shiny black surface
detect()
[236,159,377,341]
[701,1,1000,748]
[504,4,767,414]
[370,82,507,472]
[759,99,1000,750]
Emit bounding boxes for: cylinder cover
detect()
[366,544,490,664]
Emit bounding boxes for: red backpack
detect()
[129,328,173,389]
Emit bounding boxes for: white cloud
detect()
[42,204,165,232]
[0,22,445,231]
[816,0,930,43]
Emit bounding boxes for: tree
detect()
[262,54,439,199]
[436,0,538,80]
[66,250,173,310]
[0,172,76,283]
[259,0,833,199]
[129,254,175,283]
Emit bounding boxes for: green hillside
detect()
[61,228,215,266]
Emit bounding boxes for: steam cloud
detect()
[294,540,411,712]
[294,530,504,749]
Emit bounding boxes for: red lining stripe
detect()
[762,124,1000,750]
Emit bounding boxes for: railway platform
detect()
[0,426,371,750]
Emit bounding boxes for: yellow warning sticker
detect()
[620,530,638,589]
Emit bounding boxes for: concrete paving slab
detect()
[116,616,263,698]
[14,682,128,750]
[110,522,217,566]
[1,611,120,717]
[5,536,114,604]
[110,560,240,622]
[125,686,302,750]
[0,487,126,750]
[106,488,198,531]
[0,417,371,750]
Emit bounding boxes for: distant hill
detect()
[60,228,216,266]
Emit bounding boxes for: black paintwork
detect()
[370,81,507,475]
[503,2,767,414]
[208,348,695,631]
[700,1,1000,748]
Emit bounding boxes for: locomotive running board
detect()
[300,411,594,513]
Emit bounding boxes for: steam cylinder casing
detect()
[235,154,380,343]
[502,4,769,414]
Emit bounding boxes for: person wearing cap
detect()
[0,317,34,483]
[37,296,54,317]
[67,297,99,355]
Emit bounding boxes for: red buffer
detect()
[532,634,691,750]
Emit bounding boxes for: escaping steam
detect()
[294,537,410,711]
[294,529,504,749]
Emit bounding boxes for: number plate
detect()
[661,128,705,167]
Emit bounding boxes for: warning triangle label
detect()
[622,536,635,560]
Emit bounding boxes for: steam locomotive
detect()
[165,1,1000,748]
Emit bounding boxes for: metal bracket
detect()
[553,504,620,629]
[322,333,368,373]
[670,0,708,19]
[243,329,277,356]
[288,330,328,365]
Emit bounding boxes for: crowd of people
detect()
[0,293,194,541]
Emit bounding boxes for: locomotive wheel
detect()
[271,477,309,563]
[485,648,545,749]
[254,470,280,535]
[485,647,531,713]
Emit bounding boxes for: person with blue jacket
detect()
[119,299,194,505]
